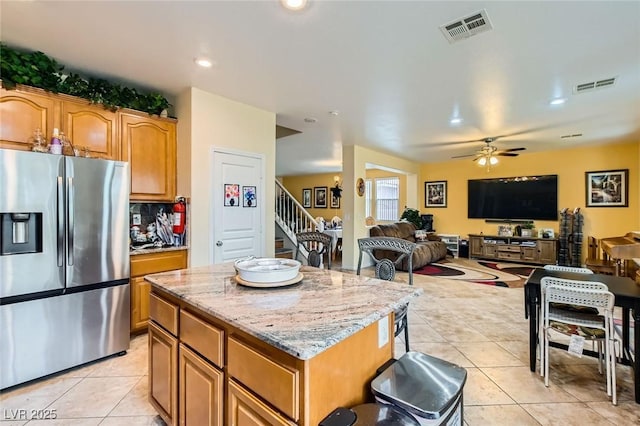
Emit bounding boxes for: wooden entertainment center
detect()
[468,234,558,265]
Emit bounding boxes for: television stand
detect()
[468,234,558,265]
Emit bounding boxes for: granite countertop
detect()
[130,245,189,256]
[145,263,422,360]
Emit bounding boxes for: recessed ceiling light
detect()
[328,110,340,116]
[281,0,307,11]
[195,57,214,68]
[549,98,566,106]
[304,117,318,123]
[449,117,463,125]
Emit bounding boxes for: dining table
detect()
[524,268,640,403]
[323,227,342,260]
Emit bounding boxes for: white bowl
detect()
[234,257,302,283]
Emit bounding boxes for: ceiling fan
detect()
[452,137,526,169]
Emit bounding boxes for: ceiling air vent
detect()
[574,77,617,93]
[440,9,493,43]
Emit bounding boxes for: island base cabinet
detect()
[149,322,178,426]
[228,380,295,426]
[179,344,224,426]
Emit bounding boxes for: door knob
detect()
[216,241,223,247]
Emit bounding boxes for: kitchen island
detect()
[145,263,422,426]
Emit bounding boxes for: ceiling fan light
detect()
[478,157,487,166]
[489,156,498,165]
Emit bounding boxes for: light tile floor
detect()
[1,265,638,425]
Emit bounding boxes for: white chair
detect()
[539,265,594,375]
[543,265,594,274]
[541,277,617,405]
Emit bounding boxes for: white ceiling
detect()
[2,1,639,176]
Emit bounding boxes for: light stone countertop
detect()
[145,263,422,360]
[130,245,188,256]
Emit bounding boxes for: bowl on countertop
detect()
[234,257,302,283]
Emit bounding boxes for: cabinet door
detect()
[483,245,497,257]
[538,240,557,264]
[0,88,59,151]
[61,99,117,159]
[131,276,151,333]
[179,344,224,426]
[149,321,178,426]
[120,113,176,201]
[469,237,483,257]
[228,380,295,426]
[521,246,537,262]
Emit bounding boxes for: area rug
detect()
[413,258,537,288]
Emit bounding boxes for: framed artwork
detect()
[314,186,328,208]
[243,186,256,207]
[330,192,340,209]
[585,169,628,207]
[425,180,447,208]
[224,183,240,206]
[302,188,312,208]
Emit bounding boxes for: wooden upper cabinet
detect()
[0,88,60,151]
[120,112,176,201]
[61,99,117,159]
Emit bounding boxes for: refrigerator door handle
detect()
[57,176,64,267]
[67,177,74,266]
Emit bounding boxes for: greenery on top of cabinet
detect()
[0,43,171,116]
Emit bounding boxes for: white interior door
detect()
[211,149,264,263]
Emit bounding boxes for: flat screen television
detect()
[468,175,558,221]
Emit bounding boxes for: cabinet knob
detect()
[216,241,223,247]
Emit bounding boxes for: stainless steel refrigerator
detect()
[0,149,130,389]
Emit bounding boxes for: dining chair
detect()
[543,265,594,274]
[542,278,617,405]
[356,236,417,353]
[295,231,332,269]
[585,236,617,275]
[539,265,597,374]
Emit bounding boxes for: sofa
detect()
[368,222,448,271]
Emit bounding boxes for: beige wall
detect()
[176,87,276,267]
[341,145,422,269]
[420,140,639,260]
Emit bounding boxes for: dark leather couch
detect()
[368,222,447,270]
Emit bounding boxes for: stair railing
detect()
[275,180,318,255]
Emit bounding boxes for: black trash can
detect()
[371,352,467,425]
[458,239,469,258]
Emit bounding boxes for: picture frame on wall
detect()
[314,186,328,208]
[242,186,257,207]
[585,169,628,207]
[330,192,340,209]
[302,188,312,208]
[425,180,447,208]
[224,183,240,206]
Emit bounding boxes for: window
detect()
[375,177,399,221]
[365,179,372,218]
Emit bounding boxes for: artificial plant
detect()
[400,207,423,230]
[0,43,171,116]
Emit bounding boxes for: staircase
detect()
[275,237,293,259]
[275,180,318,261]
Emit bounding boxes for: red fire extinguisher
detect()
[173,197,186,235]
